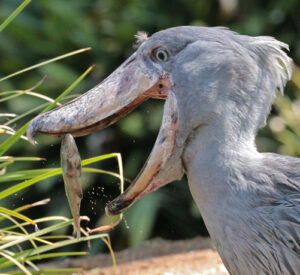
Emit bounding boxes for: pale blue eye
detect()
[155,49,169,62]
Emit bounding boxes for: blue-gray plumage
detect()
[27,26,299,274]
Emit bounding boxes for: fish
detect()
[60,133,83,238]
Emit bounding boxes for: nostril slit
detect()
[124,57,136,66]
[158,84,164,89]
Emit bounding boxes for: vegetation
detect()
[0,0,299,272]
[0,2,124,273]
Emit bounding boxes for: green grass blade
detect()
[20,91,57,104]
[0,156,45,162]
[2,216,69,232]
[13,198,50,213]
[0,232,106,267]
[0,220,72,251]
[4,95,78,126]
[0,168,61,200]
[0,154,124,198]
[83,167,126,181]
[0,251,31,275]
[0,66,93,157]
[0,93,21,103]
[0,130,29,142]
[23,251,87,262]
[0,90,59,105]
[0,212,38,253]
[0,48,91,83]
[101,236,117,271]
[0,207,35,225]
[0,113,16,118]
[0,122,30,157]
[0,199,50,223]
[82,167,131,185]
[81,153,121,166]
[0,160,14,169]
[3,104,46,126]
[41,64,94,113]
[0,0,31,32]
[0,90,23,96]
[0,153,124,204]
[0,230,53,246]
[0,154,123,198]
[26,233,106,257]
[0,169,54,183]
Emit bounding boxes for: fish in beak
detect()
[27,29,198,216]
[60,134,83,238]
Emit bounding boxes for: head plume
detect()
[134,31,148,49]
[246,35,292,94]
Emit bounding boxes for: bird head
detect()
[27,26,292,215]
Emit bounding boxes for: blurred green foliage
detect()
[1,0,300,256]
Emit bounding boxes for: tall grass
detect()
[0,2,123,274]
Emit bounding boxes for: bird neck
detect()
[182,116,261,239]
[182,114,259,166]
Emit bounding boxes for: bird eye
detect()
[154,48,169,62]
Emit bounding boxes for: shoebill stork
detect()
[27,26,300,274]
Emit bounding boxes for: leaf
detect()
[0,153,124,198]
[0,65,93,156]
[0,230,107,267]
[0,169,53,183]
[0,122,30,157]
[0,220,72,251]
[0,0,31,32]
[0,206,35,225]
[0,169,62,200]
[0,48,91,83]
[23,251,87,262]
[0,160,14,169]
[0,251,31,275]
[0,199,50,223]
[41,64,94,113]
[0,156,45,162]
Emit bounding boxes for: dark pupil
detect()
[158,51,165,60]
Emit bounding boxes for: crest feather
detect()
[248,36,293,95]
[134,31,148,49]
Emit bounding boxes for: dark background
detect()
[1,0,300,255]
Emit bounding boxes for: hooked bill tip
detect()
[105,197,134,216]
[26,120,38,146]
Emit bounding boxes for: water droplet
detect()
[123,218,130,229]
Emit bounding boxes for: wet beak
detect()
[27,53,169,143]
[27,52,184,216]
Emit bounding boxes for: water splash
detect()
[34,223,39,232]
[123,217,130,229]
